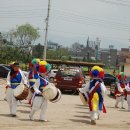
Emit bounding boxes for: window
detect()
[0,66,4,71]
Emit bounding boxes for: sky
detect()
[0,0,130,49]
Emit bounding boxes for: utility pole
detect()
[0,32,3,57]
[43,0,51,60]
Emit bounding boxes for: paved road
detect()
[0,79,129,130]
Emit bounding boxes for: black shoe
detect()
[39,119,48,122]
[91,120,96,125]
[115,105,118,108]
[11,114,16,117]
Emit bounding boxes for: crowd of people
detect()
[79,67,130,125]
[5,59,51,121]
[4,59,130,125]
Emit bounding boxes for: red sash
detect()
[28,71,34,79]
[10,71,19,81]
[88,82,106,113]
[102,103,107,113]
[28,70,37,79]
[115,83,125,97]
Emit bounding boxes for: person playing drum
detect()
[125,82,130,111]
[78,66,107,125]
[5,62,28,117]
[29,60,51,121]
[27,59,40,105]
[115,72,127,109]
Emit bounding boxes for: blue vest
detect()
[28,70,38,87]
[35,76,49,96]
[10,72,22,89]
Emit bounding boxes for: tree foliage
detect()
[0,24,40,64]
[13,23,40,46]
[33,43,44,59]
[47,48,69,60]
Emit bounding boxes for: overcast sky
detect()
[0,0,130,49]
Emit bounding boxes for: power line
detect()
[1,15,130,32]
[115,0,130,4]
[94,0,130,7]
[0,13,46,16]
[52,9,130,28]
[0,6,129,28]
[50,15,130,32]
[0,15,46,18]
[52,12,130,30]
[1,0,130,9]
[0,8,47,13]
[0,5,47,9]
[49,9,130,32]
[1,8,130,31]
[1,13,130,32]
[0,3,130,39]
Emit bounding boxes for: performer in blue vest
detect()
[5,62,28,117]
[79,66,107,125]
[27,59,39,105]
[29,60,51,121]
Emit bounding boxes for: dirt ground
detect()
[0,79,130,130]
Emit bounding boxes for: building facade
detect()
[100,48,117,67]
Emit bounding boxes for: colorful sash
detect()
[10,71,19,81]
[88,82,106,113]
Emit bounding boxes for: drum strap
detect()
[39,75,49,85]
[28,71,35,79]
[82,93,87,101]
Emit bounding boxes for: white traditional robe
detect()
[5,69,28,115]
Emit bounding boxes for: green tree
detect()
[33,43,44,58]
[83,56,86,62]
[0,24,40,64]
[13,23,40,46]
[68,56,72,61]
[13,23,40,63]
[46,48,69,60]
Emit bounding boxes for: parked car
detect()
[3,65,10,69]
[54,67,85,91]
[103,73,116,86]
[48,69,58,82]
[0,65,10,78]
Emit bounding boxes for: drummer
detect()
[27,59,40,105]
[29,60,51,121]
[78,66,107,125]
[115,72,127,109]
[5,62,28,117]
